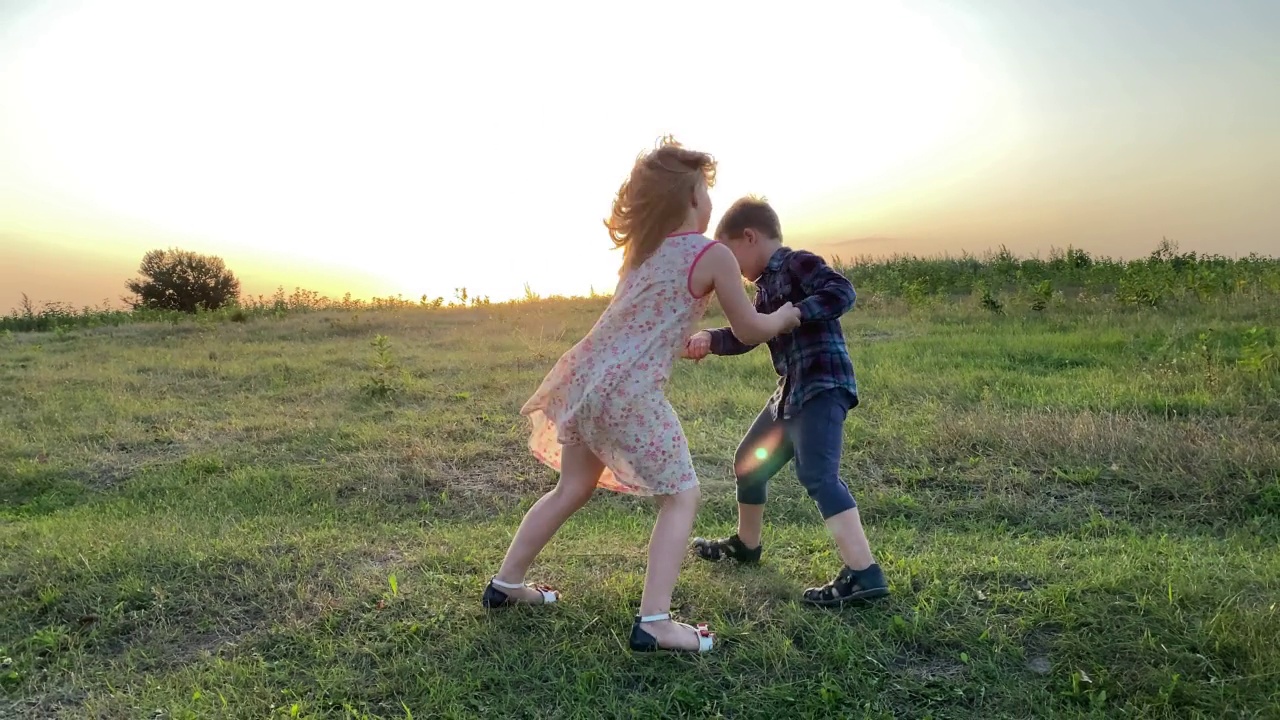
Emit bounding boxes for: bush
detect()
[125,248,241,313]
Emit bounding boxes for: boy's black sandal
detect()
[801,564,889,607]
[690,534,763,564]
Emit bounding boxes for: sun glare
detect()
[5,1,1003,301]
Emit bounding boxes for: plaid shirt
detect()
[708,247,858,419]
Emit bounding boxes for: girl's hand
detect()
[772,303,802,334]
[682,331,712,361]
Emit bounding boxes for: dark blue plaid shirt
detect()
[708,247,858,419]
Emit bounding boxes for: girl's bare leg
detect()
[636,486,703,650]
[493,444,604,602]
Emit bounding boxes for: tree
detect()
[125,248,241,313]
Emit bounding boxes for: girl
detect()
[482,137,801,653]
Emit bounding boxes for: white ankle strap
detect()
[637,612,671,623]
[491,577,524,590]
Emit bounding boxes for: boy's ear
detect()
[743,228,760,244]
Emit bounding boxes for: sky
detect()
[2,0,1278,309]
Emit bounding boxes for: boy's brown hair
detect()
[714,195,782,241]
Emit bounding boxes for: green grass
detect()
[2,292,1278,718]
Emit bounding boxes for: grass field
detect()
[2,287,1279,718]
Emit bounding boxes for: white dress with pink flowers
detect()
[521,232,718,496]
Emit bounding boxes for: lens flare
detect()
[754,448,768,461]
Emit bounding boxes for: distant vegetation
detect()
[843,240,1280,311]
[0,288,492,334]
[4,240,1278,334]
[124,248,242,313]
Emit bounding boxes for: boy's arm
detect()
[706,327,757,356]
[790,251,856,322]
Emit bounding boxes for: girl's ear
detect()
[690,187,699,208]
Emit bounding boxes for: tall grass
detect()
[831,240,1280,308]
[0,286,492,334]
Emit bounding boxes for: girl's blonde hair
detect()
[606,136,716,274]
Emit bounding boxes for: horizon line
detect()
[8,239,1277,316]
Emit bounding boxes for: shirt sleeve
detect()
[790,251,856,322]
[707,327,757,356]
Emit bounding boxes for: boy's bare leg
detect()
[825,507,875,571]
[736,503,766,549]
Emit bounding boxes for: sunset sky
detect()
[2,0,1278,309]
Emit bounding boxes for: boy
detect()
[683,196,888,606]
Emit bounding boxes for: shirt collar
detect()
[762,247,789,277]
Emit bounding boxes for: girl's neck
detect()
[667,220,701,237]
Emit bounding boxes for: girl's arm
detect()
[690,244,799,345]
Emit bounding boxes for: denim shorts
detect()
[732,388,857,519]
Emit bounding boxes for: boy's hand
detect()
[771,302,802,334]
[683,331,712,361]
